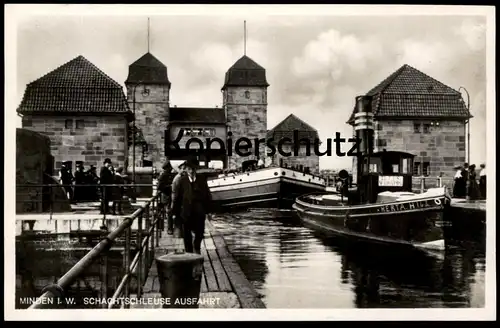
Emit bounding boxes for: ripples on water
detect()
[16,209,485,309]
[211,210,486,309]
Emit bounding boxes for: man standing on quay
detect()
[171,157,212,254]
[157,160,176,234]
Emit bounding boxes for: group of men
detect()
[453,162,486,200]
[59,162,100,202]
[98,158,131,215]
[157,156,212,254]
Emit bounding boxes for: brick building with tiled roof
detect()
[17,55,133,172]
[267,114,320,174]
[347,64,471,183]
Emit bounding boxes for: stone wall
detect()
[224,86,267,170]
[127,145,145,169]
[21,115,128,173]
[16,128,71,213]
[271,144,320,174]
[374,119,466,178]
[127,83,169,169]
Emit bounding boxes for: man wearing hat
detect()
[157,159,176,234]
[99,158,114,214]
[170,160,187,236]
[171,156,212,254]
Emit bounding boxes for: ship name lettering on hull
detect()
[377,200,432,213]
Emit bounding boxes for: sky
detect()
[13,7,488,170]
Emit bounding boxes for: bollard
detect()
[156,253,204,308]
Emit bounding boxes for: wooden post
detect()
[100,251,108,309]
[124,226,131,308]
[137,214,143,298]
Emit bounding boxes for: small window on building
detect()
[402,158,410,174]
[65,119,73,129]
[413,161,421,175]
[423,162,430,176]
[142,88,150,96]
[392,164,399,173]
[145,117,153,125]
[245,91,251,99]
[76,120,85,129]
[423,124,431,134]
[413,123,421,133]
[369,163,378,173]
[245,118,251,125]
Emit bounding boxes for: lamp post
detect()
[459,86,471,164]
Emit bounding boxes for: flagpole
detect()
[244,20,247,56]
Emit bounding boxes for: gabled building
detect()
[267,114,320,174]
[17,55,133,172]
[347,64,471,182]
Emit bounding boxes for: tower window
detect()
[245,91,250,99]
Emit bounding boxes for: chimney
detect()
[354,95,374,156]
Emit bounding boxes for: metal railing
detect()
[27,189,165,309]
[16,183,157,221]
[412,176,454,193]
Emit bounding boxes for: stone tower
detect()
[125,52,171,169]
[222,55,269,170]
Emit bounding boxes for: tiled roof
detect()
[17,55,130,115]
[222,55,269,90]
[169,107,226,124]
[347,64,471,124]
[125,52,171,86]
[267,114,319,142]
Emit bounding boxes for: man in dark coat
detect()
[99,158,114,214]
[59,162,74,202]
[86,165,100,201]
[171,157,212,254]
[73,163,86,202]
[157,160,176,234]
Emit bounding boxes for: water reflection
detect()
[212,210,485,309]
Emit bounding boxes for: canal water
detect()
[16,210,485,309]
[211,210,486,309]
